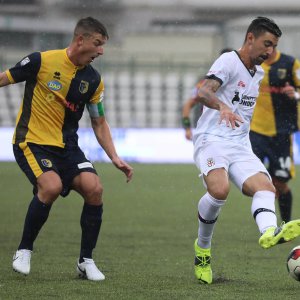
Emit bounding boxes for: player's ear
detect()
[247,32,255,45]
[77,35,84,46]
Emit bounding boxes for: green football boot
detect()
[194,239,212,284]
[259,219,300,249]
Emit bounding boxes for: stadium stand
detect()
[0,70,198,128]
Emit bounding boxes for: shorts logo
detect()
[41,159,53,168]
[47,80,62,91]
[79,80,89,94]
[78,162,93,169]
[207,158,215,167]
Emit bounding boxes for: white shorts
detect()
[194,141,271,191]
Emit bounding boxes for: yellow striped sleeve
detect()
[292,59,300,88]
[5,70,15,84]
[90,78,104,104]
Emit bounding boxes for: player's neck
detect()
[237,49,255,71]
[66,46,82,67]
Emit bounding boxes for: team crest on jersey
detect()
[238,80,245,87]
[41,159,52,168]
[79,81,89,94]
[277,68,287,79]
[207,158,215,167]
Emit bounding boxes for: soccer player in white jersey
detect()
[192,17,300,284]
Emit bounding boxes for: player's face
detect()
[249,31,279,65]
[78,32,107,66]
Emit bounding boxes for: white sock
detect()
[197,192,226,249]
[251,191,277,234]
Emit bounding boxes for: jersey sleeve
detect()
[205,53,231,87]
[86,78,105,117]
[5,52,41,83]
[292,58,300,88]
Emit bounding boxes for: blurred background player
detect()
[182,48,233,140]
[250,48,300,222]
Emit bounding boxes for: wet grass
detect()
[0,162,300,299]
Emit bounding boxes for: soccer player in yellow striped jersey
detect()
[250,48,300,222]
[0,17,133,281]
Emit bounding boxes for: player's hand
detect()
[112,158,133,182]
[185,128,193,140]
[282,82,297,99]
[218,102,243,129]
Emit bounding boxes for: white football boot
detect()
[77,258,105,281]
[12,249,32,275]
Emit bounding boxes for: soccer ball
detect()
[287,245,300,281]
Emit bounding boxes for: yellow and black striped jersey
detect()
[5,48,104,148]
[251,51,300,136]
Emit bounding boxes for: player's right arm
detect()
[198,78,243,129]
[0,72,11,87]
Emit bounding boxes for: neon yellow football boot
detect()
[259,219,300,249]
[194,239,212,284]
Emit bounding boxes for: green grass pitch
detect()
[0,162,300,299]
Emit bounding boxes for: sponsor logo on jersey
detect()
[41,159,53,168]
[260,86,288,94]
[207,158,215,167]
[231,91,255,107]
[231,91,240,105]
[20,57,30,66]
[47,80,62,91]
[65,101,79,112]
[240,94,256,107]
[79,80,89,94]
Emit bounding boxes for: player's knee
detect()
[264,180,276,194]
[92,183,103,199]
[208,185,229,200]
[37,171,63,202]
[84,182,103,205]
[38,182,63,202]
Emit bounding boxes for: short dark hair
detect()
[245,16,282,41]
[74,17,109,39]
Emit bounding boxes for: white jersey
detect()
[193,51,264,149]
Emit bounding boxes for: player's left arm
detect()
[90,115,133,182]
[87,80,133,182]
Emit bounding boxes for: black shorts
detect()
[13,142,97,197]
[249,131,295,182]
